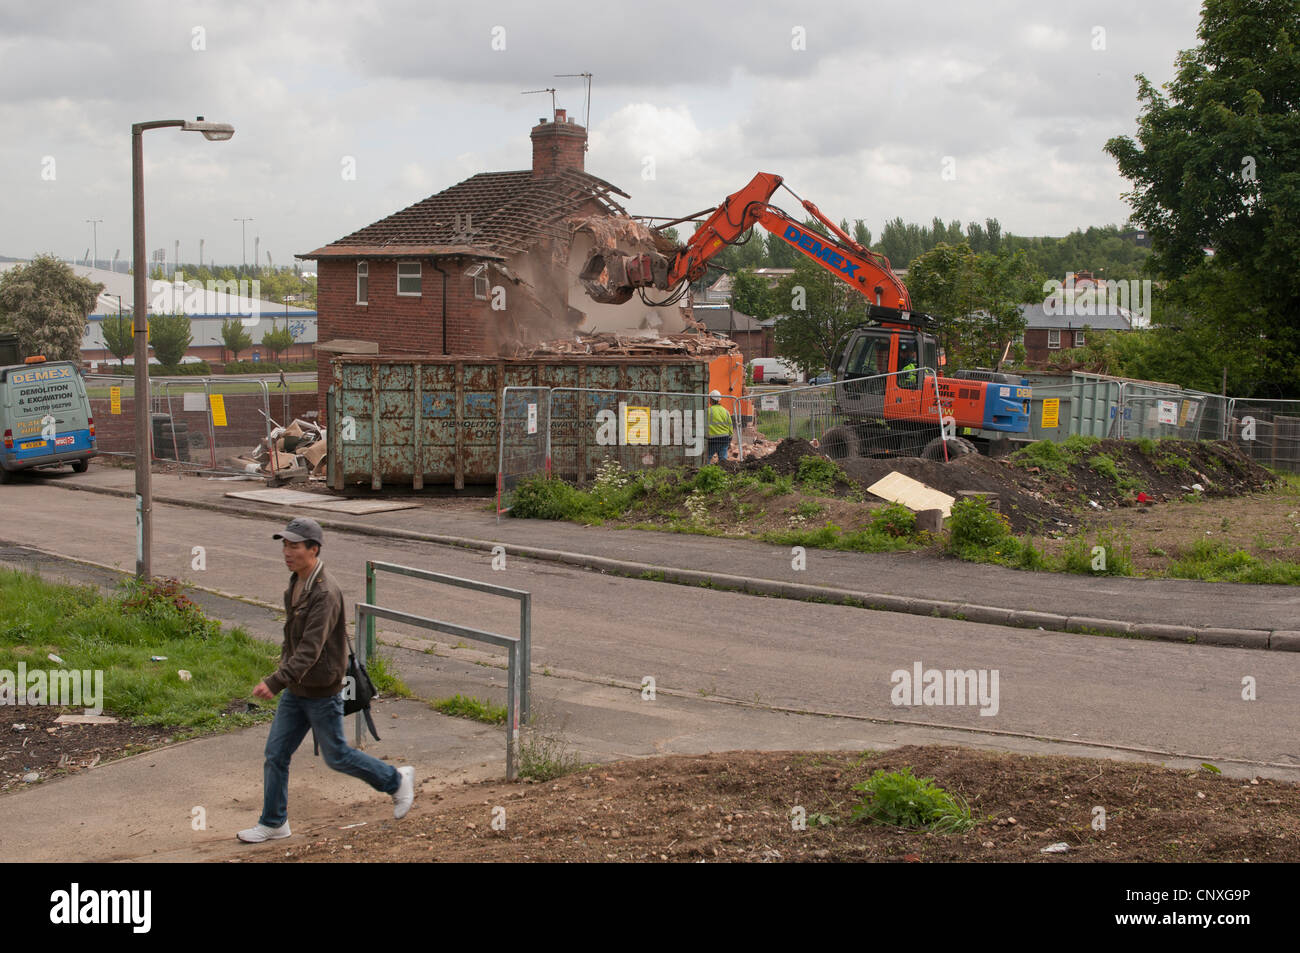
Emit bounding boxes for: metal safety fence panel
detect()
[745,368,946,461]
[1226,397,1300,474]
[496,386,551,516]
[83,374,141,460]
[547,387,742,482]
[1120,390,1231,444]
[202,377,272,470]
[83,373,274,473]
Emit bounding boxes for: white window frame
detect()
[356,261,368,305]
[1075,330,1086,347]
[1047,329,1061,349]
[465,263,489,301]
[397,261,422,297]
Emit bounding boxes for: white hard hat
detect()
[709,389,722,399]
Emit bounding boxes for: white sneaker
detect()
[237,822,291,843]
[393,766,415,819]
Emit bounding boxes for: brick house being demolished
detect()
[300,109,679,411]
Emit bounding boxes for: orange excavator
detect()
[579,172,1030,458]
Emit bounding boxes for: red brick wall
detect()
[315,257,494,412]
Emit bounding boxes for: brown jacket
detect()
[264,561,348,698]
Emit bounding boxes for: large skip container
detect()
[328,355,710,490]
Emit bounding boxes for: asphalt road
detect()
[3,479,1298,773]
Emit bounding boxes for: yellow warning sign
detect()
[209,393,228,427]
[623,405,650,444]
[110,386,122,415]
[1041,397,1060,429]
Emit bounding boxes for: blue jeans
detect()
[259,690,399,828]
[707,436,730,464]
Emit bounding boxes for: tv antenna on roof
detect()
[521,87,557,115]
[556,72,592,148]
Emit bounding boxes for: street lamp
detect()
[133,116,234,579]
[85,219,103,270]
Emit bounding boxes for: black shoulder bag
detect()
[313,632,380,755]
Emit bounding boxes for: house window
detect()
[1048,329,1061,349]
[1075,330,1086,347]
[465,263,489,301]
[397,262,422,296]
[356,262,368,304]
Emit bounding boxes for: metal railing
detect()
[356,601,524,780]
[362,560,532,776]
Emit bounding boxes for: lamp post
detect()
[234,217,253,269]
[133,117,234,579]
[85,219,103,270]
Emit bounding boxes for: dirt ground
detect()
[1042,490,1300,575]
[1,704,184,792]
[239,745,1300,863]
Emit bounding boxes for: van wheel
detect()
[72,460,89,473]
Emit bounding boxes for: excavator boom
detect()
[580,172,912,310]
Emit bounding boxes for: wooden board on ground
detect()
[225,488,346,505]
[297,499,422,515]
[866,471,956,517]
[54,714,119,725]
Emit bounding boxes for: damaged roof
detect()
[300,168,631,260]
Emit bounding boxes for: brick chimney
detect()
[531,108,586,177]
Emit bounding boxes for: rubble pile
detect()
[522,331,740,358]
[233,418,328,487]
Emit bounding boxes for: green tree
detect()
[261,325,294,362]
[221,318,253,362]
[729,268,777,321]
[907,243,1043,369]
[0,255,102,362]
[773,249,870,377]
[149,314,193,367]
[1104,0,1300,395]
[101,314,134,369]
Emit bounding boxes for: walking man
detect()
[238,517,414,843]
[706,389,732,464]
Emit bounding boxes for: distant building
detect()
[1018,302,1133,364]
[0,262,317,367]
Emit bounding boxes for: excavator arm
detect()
[580,172,912,310]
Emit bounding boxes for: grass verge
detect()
[0,570,278,728]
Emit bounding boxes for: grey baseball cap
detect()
[273,517,324,546]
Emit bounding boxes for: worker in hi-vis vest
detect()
[706,389,732,464]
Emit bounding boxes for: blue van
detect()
[0,358,96,482]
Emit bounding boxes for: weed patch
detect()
[431,693,506,724]
[851,767,976,833]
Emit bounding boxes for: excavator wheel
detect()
[819,426,860,461]
[922,436,978,461]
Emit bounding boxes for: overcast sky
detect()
[0,0,1205,269]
